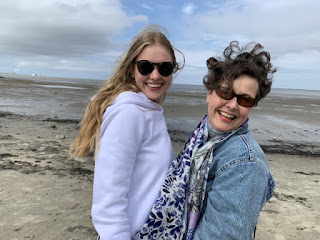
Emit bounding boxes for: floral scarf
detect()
[134,115,246,240]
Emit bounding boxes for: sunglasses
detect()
[135,60,175,77]
[216,86,256,107]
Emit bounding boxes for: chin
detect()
[216,124,237,132]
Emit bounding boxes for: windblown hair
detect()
[203,41,277,103]
[70,25,184,158]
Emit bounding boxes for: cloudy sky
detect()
[0,0,319,90]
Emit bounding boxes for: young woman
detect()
[134,41,276,240]
[70,25,184,239]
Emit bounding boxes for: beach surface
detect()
[0,76,319,239]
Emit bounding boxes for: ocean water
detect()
[1,75,320,145]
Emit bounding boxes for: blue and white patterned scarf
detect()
[134,115,247,240]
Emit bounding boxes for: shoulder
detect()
[211,130,271,175]
[104,102,146,125]
[208,130,275,203]
[216,130,262,156]
[114,91,162,110]
[104,92,155,118]
[99,92,165,136]
[99,95,147,137]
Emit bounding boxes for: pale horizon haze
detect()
[0,0,319,90]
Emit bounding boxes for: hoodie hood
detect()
[108,91,162,113]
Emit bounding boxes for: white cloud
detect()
[0,0,147,57]
[190,0,320,53]
[274,50,320,71]
[182,3,196,15]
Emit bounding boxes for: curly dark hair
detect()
[203,41,277,103]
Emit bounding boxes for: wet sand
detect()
[0,76,320,239]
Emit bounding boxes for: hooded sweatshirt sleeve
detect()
[92,103,146,239]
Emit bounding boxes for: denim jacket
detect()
[193,124,276,240]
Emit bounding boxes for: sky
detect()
[0,0,319,90]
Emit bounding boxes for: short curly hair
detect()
[203,41,277,103]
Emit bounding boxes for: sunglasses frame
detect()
[215,85,257,108]
[135,60,175,77]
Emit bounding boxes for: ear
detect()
[206,90,213,104]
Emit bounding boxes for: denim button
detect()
[269,179,273,185]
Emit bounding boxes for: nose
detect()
[225,96,239,109]
[149,66,161,80]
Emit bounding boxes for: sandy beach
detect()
[0,76,320,239]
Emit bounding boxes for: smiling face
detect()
[133,44,174,104]
[206,75,259,132]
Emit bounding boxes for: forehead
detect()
[232,75,259,97]
[137,44,172,62]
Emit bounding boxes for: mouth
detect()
[146,83,163,89]
[218,110,236,121]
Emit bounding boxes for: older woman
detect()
[134,41,276,240]
[192,41,277,239]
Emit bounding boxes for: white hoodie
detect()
[92,91,174,239]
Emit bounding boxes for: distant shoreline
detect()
[1,73,320,91]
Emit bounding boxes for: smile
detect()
[146,83,162,88]
[218,110,236,120]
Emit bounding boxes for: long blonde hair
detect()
[70,25,184,158]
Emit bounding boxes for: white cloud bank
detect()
[0,0,147,57]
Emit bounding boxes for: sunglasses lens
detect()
[217,86,234,100]
[237,96,255,107]
[137,61,154,76]
[136,60,175,77]
[158,62,174,77]
[217,86,255,108]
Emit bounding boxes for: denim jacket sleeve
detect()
[193,158,274,240]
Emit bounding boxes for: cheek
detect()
[207,101,218,117]
[239,108,251,119]
[208,97,223,112]
[161,76,173,90]
[134,72,147,84]
[166,76,173,85]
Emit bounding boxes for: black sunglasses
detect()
[135,60,175,77]
[216,86,256,107]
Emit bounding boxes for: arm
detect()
[92,105,145,240]
[194,161,269,240]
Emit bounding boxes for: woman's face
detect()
[133,44,174,104]
[206,75,259,132]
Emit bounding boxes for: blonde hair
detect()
[70,25,184,158]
